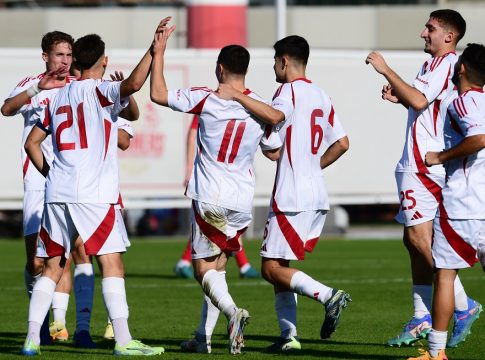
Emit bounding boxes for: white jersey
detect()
[117,117,134,138]
[440,89,485,219]
[396,52,458,175]
[168,87,282,213]
[40,79,127,204]
[5,73,76,191]
[270,78,346,212]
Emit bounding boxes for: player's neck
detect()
[458,78,480,95]
[432,45,456,58]
[80,68,104,80]
[221,79,246,93]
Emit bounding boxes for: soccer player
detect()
[20,18,172,356]
[1,30,79,345]
[150,29,281,353]
[366,9,481,347]
[407,43,485,360]
[173,114,260,280]
[215,35,351,352]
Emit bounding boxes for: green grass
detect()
[0,238,484,359]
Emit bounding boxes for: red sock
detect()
[235,248,249,268]
[181,238,192,262]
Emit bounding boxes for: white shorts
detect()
[433,211,481,269]
[23,190,44,236]
[260,210,327,261]
[37,203,128,259]
[191,201,251,260]
[115,205,131,248]
[395,172,444,227]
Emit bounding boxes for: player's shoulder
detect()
[452,89,485,118]
[189,86,212,93]
[14,72,44,90]
[245,89,267,103]
[429,51,457,72]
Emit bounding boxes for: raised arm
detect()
[24,125,49,177]
[425,134,485,166]
[215,84,285,126]
[366,51,428,111]
[320,135,349,169]
[110,71,140,121]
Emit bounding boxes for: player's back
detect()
[272,79,346,212]
[45,79,123,204]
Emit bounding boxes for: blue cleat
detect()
[21,339,40,356]
[240,266,260,279]
[447,298,482,348]
[73,330,97,349]
[321,289,352,339]
[387,314,432,347]
[173,264,194,279]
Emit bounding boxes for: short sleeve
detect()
[260,125,283,151]
[453,96,485,138]
[417,59,452,104]
[323,105,346,147]
[168,87,212,114]
[97,80,123,113]
[271,83,294,122]
[117,118,134,138]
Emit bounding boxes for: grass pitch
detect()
[0,237,484,359]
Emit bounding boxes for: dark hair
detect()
[217,45,250,75]
[430,9,466,43]
[273,35,309,65]
[461,43,485,86]
[41,31,74,53]
[73,34,105,71]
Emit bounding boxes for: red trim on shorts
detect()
[271,199,305,260]
[438,202,478,267]
[39,226,65,257]
[304,237,319,253]
[192,201,246,254]
[416,173,442,203]
[84,205,116,255]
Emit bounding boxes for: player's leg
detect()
[173,237,194,278]
[71,237,96,348]
[49,257,71,342]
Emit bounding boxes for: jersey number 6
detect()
[311,109,324,154]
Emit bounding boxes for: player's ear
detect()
[42,52,48,64]
[103,55,109,67]
[444,30,454,44]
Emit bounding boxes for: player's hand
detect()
[155,16,172,34]
[38,66,70,90]
[152,20,176,55]
[382,84,400,103]
[365,51,390,75]
[214,83,239,101]
[425,151,442,166]
[110,71,125,81]
[183,166,192,187]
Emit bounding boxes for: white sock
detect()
[28,277,56,345]
[275,291,297,338]
[428,329,447,357]
[201,270,237,320]
[413,285,432,318]
[102,277,131,346]
[289,271,333,304]
[453,276,468,312]
[177,259,191,268]
[24,269,41,299]
[52,292,69,325]
[196,294,220,341]
[239,264,251,274]
[74,263,95,332]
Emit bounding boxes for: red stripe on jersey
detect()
[217,120,235,162]
[459,98,468,116]
[412,120,429,174]
[272,85,283,101]
[190,86,211,92]
[290,83,295,107]
[271,199,305,260]
[416,173,442,203]
[84,205,116,256]
[23,157,30,179]
[453,99,464,118]
[328,106,335,127]
[286,125,293,169]
[188,94,210,115]
[17,77,31,88]
[432,100,441,136]
[449,111,464,136]
[304,237,319,253]
[103,119,111,160]
[228,121,246,163]
[95,87,114,108]
[39,226,65,257]
[438,202,478,267]
[192,201,245,253]
[42,107,50,128]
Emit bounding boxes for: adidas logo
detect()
[411,211,423,221]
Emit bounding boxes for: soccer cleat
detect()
[240,266,260,279]
[49,320,69,341]
[407,348,448,360]
[227,308,250,355]
[387,314,432,347]
[113,339,165,356]
[265,336,301,353]
[73,330,96,349]
[20,338,40,356]
[173,264,194,279]
[321,289,352,339]
[180,337,211,354]
[447,298,483,348]
[104,321,115,340]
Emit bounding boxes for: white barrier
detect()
[0,48,428,209]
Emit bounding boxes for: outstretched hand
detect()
[38,66,70,90]
[110,71,125,81]
[365,51,390,75]
[214,83,239,101]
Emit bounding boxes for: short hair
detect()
[273,35,309,65]
[217,45,250,75]
[41,31,74,53]
[460,43,485,86]
[430,9,466,43]
[73,34,105,71]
